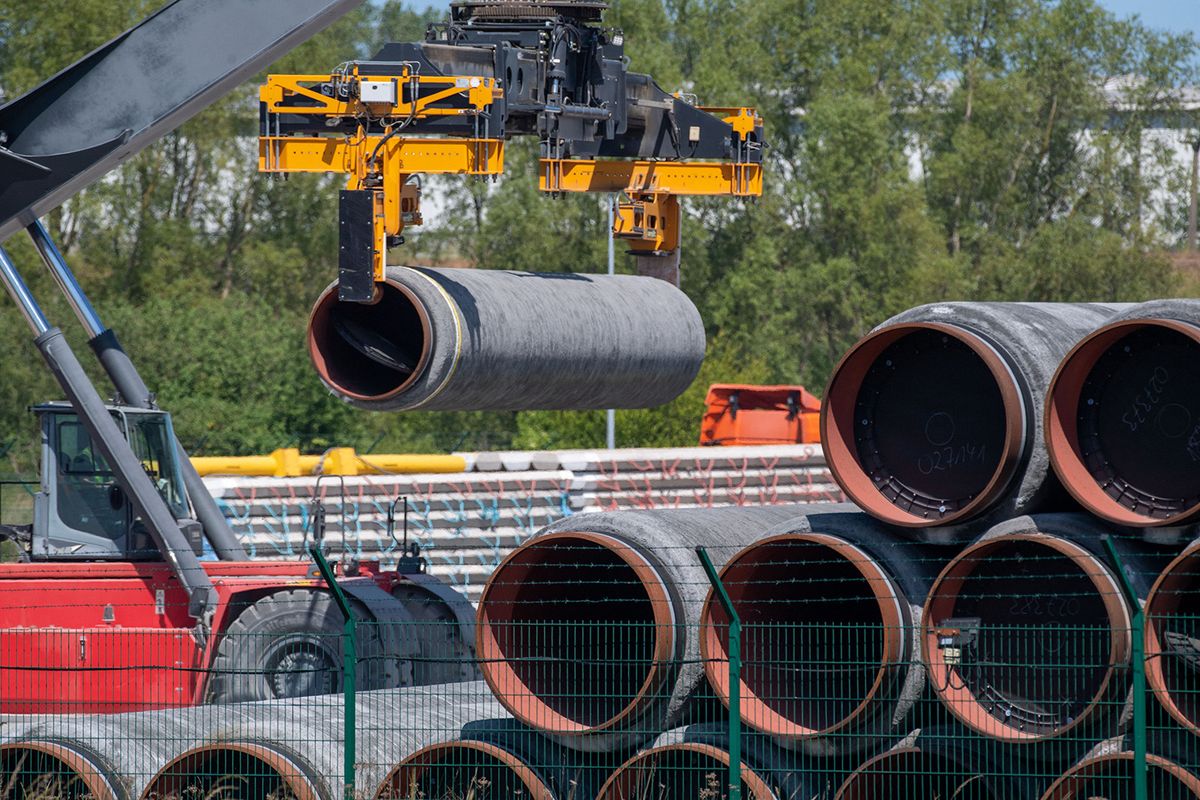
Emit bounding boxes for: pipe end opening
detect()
[824,324,1023,527]
[140,744,318,800]
[1048,320,1200,526]
[597,744,774,800]
[702,535,904,738]
[375,742,552,800]
[923,535,1129,741]
[308,279,430,402]
[0,742,116,800]
[477,532,674,734]
[1146,544,1200,736]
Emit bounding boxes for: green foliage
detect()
[0,0,1196,465]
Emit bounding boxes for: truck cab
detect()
[21,403,203,561]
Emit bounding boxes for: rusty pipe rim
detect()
[698,532,908,741]
[821,322,1026,528]
[476,530,677,737]
[1039,752,1200,799]
[833,746,992,800]
[0,741,121,800]
[307,273,434,403]
[139,742,323,800]
[595,742,776,800]
[921,533,1131,742]
[1145,538,1200,736]
[373,741,554,800]
[1046,318,1200,527]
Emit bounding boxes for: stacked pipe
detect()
[458,300,1200,797]
[9,298,1200,798]
[0,682,540,800]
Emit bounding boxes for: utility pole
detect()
[1189,137,1199,251]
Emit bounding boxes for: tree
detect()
[0,0,1195,466]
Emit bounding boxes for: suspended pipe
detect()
[1046,299,1200,527]
[698,507,946,756]
[821,302,1124,529]
[0,740,124,800]
[1,682,507,799]
[475,505,823,752]
[307,267,706,412]
[1040,751,1200,799]
[1145,536,1200,737]
[833,728,1030,800]
[921,514,1165,745]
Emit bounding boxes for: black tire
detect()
[206,588,400,703]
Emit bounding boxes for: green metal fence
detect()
[1,513,1198,799]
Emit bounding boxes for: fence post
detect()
[309,544,357,800]
[697,546,742,800]
[1102,536,1146,800]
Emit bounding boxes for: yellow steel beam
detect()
[259,136,504,178]
[539,158,762,197]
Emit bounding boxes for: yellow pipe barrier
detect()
[191,448,466,477]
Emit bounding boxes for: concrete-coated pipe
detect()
[698,508,945,755]
[822,302,1123,528]
[0,740,125,800]
[475,505,823,752]
[139,741,325,800]
[1145,536,1200,737]
[1040,751,1200,799]
[1046,299,1200,527]
[2,682,507,799]
[307,267,706,412]
[922,515,1157,745]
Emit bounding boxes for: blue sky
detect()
[1096,0,1196,37]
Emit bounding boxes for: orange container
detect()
[699,384,822,446]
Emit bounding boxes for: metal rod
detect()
[697,545,741,800]
[0,246,51,336]
[308,544,357,800]
[606,194,616,450]
[1102,535,1147,800]
[27,219,105,337]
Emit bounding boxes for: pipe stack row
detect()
[3,299,1197,798]
[465,299,1200,797]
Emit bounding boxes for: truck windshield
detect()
[125,413,190,520]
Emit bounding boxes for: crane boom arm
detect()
[0,0,365,242]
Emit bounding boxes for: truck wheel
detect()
[206,588,398,703]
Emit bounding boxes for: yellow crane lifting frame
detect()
[259,66,762,284]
